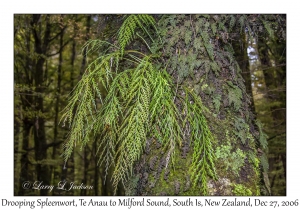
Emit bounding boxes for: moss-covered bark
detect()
[128,110,261,196]
[126,14,265,196]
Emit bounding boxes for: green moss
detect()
[248,151,260,175]
[129,88,262,196]
[212,115,261,196]
[232,184,253,196]
[147,146,205,196]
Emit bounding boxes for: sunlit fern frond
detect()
[149,69,182,167]
[118,14,157,55]
[60,51,121,162]
[61,14,221,195]
[109,56,153,193]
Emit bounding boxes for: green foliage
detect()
[215,131,246,176]
[229,15,236,31]
[260,154,269,173]
[60,15,159,194]
[248,151,260,170]
[62,50,183,194]
[231,117,255,145]
[260,18,274,39]
[184,88,217,195]
[63,40,220,195]
[62,46,217,194]
[60,14,281,195]
[203,83,215,95]
[124,175,139,196]
[232,184,252,196]
[256,120,268,150]
[61,50,120,161]
[238,15,247,33]
[226,81,243,111]
[118,14,157,55]
[150,69,182,167]
[212,94,221,113]
[200,30,214,61]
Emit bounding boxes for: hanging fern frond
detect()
[225,81,243,111]
[256,120,268,150]
[111,57,153,192]
[118,14,157,55]
[60,51,121,162]
[260,154,269,173]
[184,87,217,195]
[149,69,182,168]
[61,14,225,195]
[212,94,221,113]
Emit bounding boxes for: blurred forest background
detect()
[14,14,286,196]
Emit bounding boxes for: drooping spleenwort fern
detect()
[184,87,217,195]
[61,14,218,195]
[118,14,157,56]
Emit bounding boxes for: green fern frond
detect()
[184,87,217,195]
[238,15,247,33]
[212,94,221,113]
[211,22,217,36]
[200,30,214,61]
[256,120,268,150]
[260,154,269,173]
[210,61,220,76]
[226,81,243,111]
[229,15,236,31]
[150,69,182,168]
[260,18,275,39]
[60,51,122,162]
[118,14,157,55]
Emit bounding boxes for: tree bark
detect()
[51,16,65,194]
[126,14,262,196]
[31,14,51,196]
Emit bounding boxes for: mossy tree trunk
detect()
[127,14,266,196]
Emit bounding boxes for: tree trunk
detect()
[15,16,35,195]
[256,30,286,196]
[80,15,91,76]
[126,14,263,196]
[232,33,255,113]
[18,119,32,195]
[31,14,51,196]
[14,101,22,195]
